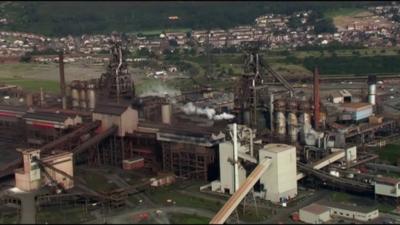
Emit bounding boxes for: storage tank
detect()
[287,99,298,113]
[287,112,298,143]
[243,110,251,126]
[26,93,33,107]
[368,75,376,106]
[257,110,267,130]
[71,81,80,109]
[275,111,286,135]
[80,82,87,110]
[161,104,172,124]
[87,83,96,111]
[274,99,286,112]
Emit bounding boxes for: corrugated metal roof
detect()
[23,111,70,122]
[301,203,330,215]
[0,105,28,113]
[375,176,400,186]
[94,104,130,116]
[320,200,378,214]
[341,103,372,110]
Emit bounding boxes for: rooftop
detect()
[300,203,330,215]
[341,102,372,109]
[0,104,28,113]
[319,200,378,214]
[375,176,400,186]
[23,111,72,122]
[263,143,294,153]
[94,104,131,116]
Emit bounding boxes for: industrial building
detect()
[0,37,399,224]
[299,203,331,224]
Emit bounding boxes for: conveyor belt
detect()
[298,162,374,193]
[210,158,271,224]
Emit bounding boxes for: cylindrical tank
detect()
[275,111,286,135]
[287,112,298,143]
[274,99,286,112]
[243,110,251,126]
[161,104,172,124]
[87,83,96,111]
[298,100,311,112]
[287,99,298,112]
[298,112,311,126]
[26,93,33,107]
[72,88,80,109]
[80,82,87,109]
[257,110,267,130]
[368,84,376,105]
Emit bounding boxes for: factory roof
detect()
[0,104,28,113]
[319,200,378,214]
[341,102,371,110]
[375,176,400,186]
[300,203,330,215]
[263,144,294,153]
[93,104,131,116]
[23,111,72,122]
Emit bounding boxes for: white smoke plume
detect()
[213,112,236,120]
[139,84,181,98]
[181,102,235,120]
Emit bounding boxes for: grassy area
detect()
[377,144,400,165]
[169,213,210,224]
[324,8,366,19]
[330,192,352,203]
[377,203,396,213]
[36,207,95,224]
[145,185,223,212]
[0,213,19,224]
[0,77,59,93]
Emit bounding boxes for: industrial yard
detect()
[1,31,400,225]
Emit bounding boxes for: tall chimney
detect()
[233,123,239,192]
[313,67,320,130]
[59,51,67,109]
[367,75,377,106]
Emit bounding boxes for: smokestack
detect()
[26,93,33,108]
[313,67,320,130]
[368,75,377,106]
[233,123,239,192]
[161,104,172,124]
[40,87,44,107]
[59,51,67,109]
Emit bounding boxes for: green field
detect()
[376,144,400,165]
[0,77,59,93]
[324,7,366,19]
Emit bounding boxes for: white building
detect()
[212,141,247,195]
[299,203,331,224]
[258,144,297,203]
[345,146,357,162]
[375,177,400,198]
[322,201,379,222]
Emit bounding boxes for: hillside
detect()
[0,1,387,37]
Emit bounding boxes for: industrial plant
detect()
[1,34,400,224]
